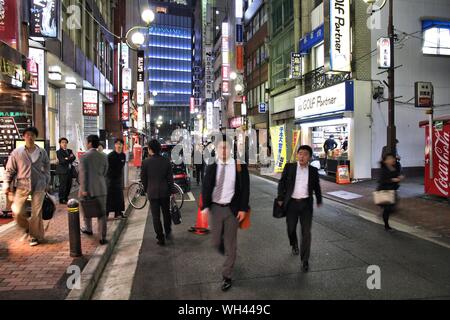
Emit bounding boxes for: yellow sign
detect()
[270,125,287,173]
[291,129,301,162]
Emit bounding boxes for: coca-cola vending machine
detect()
[421,117,450,198]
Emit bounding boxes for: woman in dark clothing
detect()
[56,138,76,204]
[377,153,403,231]
[107,139,126,219]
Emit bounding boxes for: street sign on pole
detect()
[415,82,434,108]
[258,103,267,113]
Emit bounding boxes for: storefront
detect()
[295,80,372,180]
[0,42,33,165]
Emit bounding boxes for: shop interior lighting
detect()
[48,66,62,81]
[65,77,77,90]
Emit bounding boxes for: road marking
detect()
[327,191,363,200]
[184,192,196,202]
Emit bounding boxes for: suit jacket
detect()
[141,154,174,200]
[79,148,108,197]
[56,148,75,175]
[201,161,250,216]
[277,163,322,211]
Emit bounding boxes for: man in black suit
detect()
[141,139,174,246]
[277,145,322,272]
[56,137,76,204]
[201,135,250,292]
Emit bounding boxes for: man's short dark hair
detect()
[59,137,68,144]
[216,134,232,147]
[23,127,38,137]
[298,145,313,157]
[329,135,334,139]
[99,141,105,148]
[148,139,161,155]
[114,138,124,145]
[87,135,100,148]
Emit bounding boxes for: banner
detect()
[0,0,18,48]
[82,89,99,116]
[270,125,287,173]
[291,129,301,162]
[30,0,59,39]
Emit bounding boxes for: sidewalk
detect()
[251,167,450,247]
[0,165,137,300]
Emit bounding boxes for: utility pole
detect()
[387,0,396,154]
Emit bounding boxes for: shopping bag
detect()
[42,193,56,220]
[239,209,251,230]
[373,190,396,205]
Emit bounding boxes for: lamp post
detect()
[365,0,396,154]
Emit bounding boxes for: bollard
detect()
[67,199,82,257]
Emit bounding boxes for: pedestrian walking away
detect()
[141,139,174,246]
[323,135,338,170]
[377,152,404,231]
[56,137,76,204]
[79,135,109,245]
[277,145,322,272]
[201,135,250,292]
[2,127,51,247]
[106,138,126,219]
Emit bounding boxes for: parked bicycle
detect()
[127,181,185,211]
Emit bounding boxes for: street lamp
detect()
[364,0,396,154]
[141,9,155,25]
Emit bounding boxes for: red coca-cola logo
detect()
[433,130,450,197]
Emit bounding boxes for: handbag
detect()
[171,201,182,225]
[273,199,286,218]
[373,190,396,205]
[42,193,56,220]
[80,196,104,218]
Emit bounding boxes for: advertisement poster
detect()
[82,89,99,116]
[291,129,301,162]
[270,125,287,173]
[30,0,59,39]
[0,0,18,48]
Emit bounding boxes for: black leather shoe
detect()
[99,239,108,245]
[302,261,309,272]
[165,233,172,240]
[157,239,165,246]
[81,228,93,236]
[221,278,232,291]
[292,245,299,256]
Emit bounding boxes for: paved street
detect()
[93,175,450,300]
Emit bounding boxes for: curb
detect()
[251,172,450,250]
[65,203,134,300]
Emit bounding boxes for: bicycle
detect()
[127,181,185,211]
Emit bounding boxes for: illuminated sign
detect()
[190,97,195,113]
[122,68,132,91]
[290,53,302,79]
[122,91,130,121]
[222,22,230,98]
[206,102,213,130]
[28,48,45,96]
[325,0,351,73]
[0,0,18,48]
[235,0,243,19]
[377,37,391,69]
[30,0,59,39]
[137,81,145,105]
[82,89,99,116]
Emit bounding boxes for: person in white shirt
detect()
[201,136,250,291]
[277,145,322,272]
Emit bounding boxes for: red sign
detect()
[27,58,39,92]
[190,97,195,114]
[229,117,243,129]
[236,45,244,72]
[82,89,99,116]
[424,123,450,198]
[223,81,230,95]
[0,0,18,49]
[122,91,130,121]
[222,65,230,80]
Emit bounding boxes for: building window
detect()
[313,43,324,69]
[423,21,450,56]
[272,4,283,33]
[283,0,294,25]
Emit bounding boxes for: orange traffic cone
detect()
[189,194,210,235]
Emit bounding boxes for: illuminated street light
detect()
[131,32,145,46]
[152,91,158,97]
[230,71,237,80]
[235,83,243,93]
[141,9,155,25]
[149,99,155,106]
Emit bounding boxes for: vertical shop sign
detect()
[30,0,59,39]
[270,125,287,173]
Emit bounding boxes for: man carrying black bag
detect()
[79,135,108,245]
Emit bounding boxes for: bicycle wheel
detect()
[128,182,148,210]
[171,183,184,210]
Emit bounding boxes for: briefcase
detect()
[273,199,286,218]
[80,197,104,218]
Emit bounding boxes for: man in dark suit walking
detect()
[201,135,250,291]
[141,139,174,246]
[277,145,322,272]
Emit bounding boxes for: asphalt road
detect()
[93,175,450,300]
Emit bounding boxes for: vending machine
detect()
[421,117,450,199]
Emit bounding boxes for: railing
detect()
[303,66,351,93]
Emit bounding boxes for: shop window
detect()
[313,43,325,69]
[423,21,450,56]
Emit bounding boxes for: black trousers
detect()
[58,174,72,202]
[286,198,313,262]
[195,164,204,184]
[149,198,171,240]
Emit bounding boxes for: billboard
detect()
[30,0,59,39]
[82,89,99,116]
[0,0,18,48]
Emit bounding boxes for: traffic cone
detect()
[189,194,210,235]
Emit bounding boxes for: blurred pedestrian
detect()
[3,127,50,246]
[377,153,403,231]
[323,135,338,170]
[277,145,322,272]
[381,139,402,173]
[194,144,205,185]
[141,139,174,246]
[201,135,250,291]
[79,135,109,245]
[56,137,76,204]
[107,138,126,219]
[98,142,106,154]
